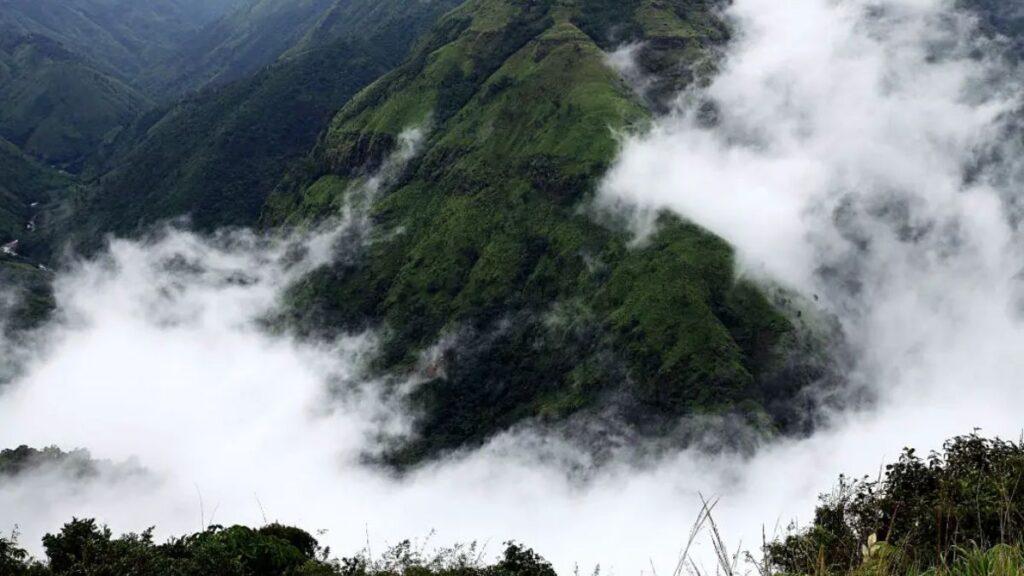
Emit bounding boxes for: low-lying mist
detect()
[4,0,1024,573]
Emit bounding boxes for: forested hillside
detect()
[0,136,68,248]
[265,0,825,463]
[0,0,243,94]
[0,34,148,171]
[3,0,1024,573]
[0,136,67,333]
[0,0,830,462]
[7,434,1024,576]
[70,0,463,242]
[152,0,464,95]
[151,0,340,94]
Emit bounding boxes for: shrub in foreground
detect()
[767,434,1024,575]
[0,519,554,576]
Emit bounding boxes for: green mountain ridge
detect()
[0,0,831,464]
[0,0,244,94]
[0,33,149,171]
[67,0,463,244]
[265,0,822,464]
[6,434,1024,576]
[151,0,340,94]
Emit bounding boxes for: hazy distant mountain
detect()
[0,0,245,91]
[0,136,67,332]
[0,0,245,171]
[153,0,462,95]
[0,34,148,171]
[73,0,461,242]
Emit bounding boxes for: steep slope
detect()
[0,136,69,249]
[964,0,1024,56]
[0,137,70,333]
[70,1,462,241]
[0,0,244,92]
[0,34,148,171]
[285,0,473,59]
[155,0,463,95]
[152,0,337,94]
[266,0,816,463]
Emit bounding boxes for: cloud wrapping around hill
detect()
[3,0,1024,574]
[601,0,1024,558]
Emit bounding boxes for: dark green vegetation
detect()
[0,138,67,333]
[0,1,471,343]
[0,0,242,96]
[0,445,102,479]
[154,0,340,94]
[0,445,146,483]
[70,0,462,239]
[155,0,465,95]
[0,518,555,576]
[0,263,53,334]
[767,435,1024,576]
[0,0,462,176]
[7,435,1024,576]
[0,0,464,254]
[268,0,822,464]
[0,0,244,192]
[0,137,68,247]
[0,0,830,464]
[0,34,148,171]
[75,42,395,238]
[0,0,466,101]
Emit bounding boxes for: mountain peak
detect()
[263,0,814,464]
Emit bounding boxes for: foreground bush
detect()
[767,434,1024,575]
[0,519,555,576]
[9,433,1024,576]
[822,543,1024,576]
